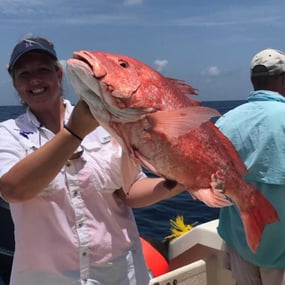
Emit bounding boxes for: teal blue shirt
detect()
[216,90,285,268]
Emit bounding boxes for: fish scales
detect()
[66,50,279,253]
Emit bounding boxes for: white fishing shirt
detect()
[0,100,148,285]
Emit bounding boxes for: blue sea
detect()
[0,100,246,241]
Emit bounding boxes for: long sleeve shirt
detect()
[0,100,148,285]
[217,91,285,268]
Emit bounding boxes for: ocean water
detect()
[0,100,246,241]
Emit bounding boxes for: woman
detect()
[0,35,228,285]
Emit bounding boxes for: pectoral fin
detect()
[147,106,220,137]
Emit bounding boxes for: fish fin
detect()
[238,185,279,253]
[211,123,248,175]
[166,77,200,106]
[121,150,141,194]
[166,77,199,96]
[148,106,220,137]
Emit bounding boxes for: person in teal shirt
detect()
[216,48,285,285]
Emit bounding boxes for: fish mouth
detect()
[72,54,94,74]
[71,51,107,79]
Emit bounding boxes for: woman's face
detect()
[12,51,63,110]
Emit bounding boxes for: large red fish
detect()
[66,51,279,253]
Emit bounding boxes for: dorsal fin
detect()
[166,77,198,95]
[166,77,200,106]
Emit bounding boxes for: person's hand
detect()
[189,171,232,208]
[210,170,226,192]
[188,188,232,208]
[66,100,100,139]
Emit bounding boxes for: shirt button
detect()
[73,190,78,197]
[82,252,87,256]
[78,222,83,228]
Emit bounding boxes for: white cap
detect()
[250,48,285,77]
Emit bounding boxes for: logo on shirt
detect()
[14,128,33,139]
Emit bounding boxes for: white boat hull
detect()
[149,219,235,285]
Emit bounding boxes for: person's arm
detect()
[117,173,232,208]
[117,177,185,208]
[0,129,81,202]
[0,100,99,203]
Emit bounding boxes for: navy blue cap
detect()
[8,38,58,73]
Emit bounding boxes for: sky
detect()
[0,0,285,105]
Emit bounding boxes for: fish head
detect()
[66,50,165,123]
[66,50,198,123]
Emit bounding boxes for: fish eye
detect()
[118,60,129,68]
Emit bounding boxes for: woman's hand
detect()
[66,100,99,139]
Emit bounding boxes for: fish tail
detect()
[239,187,279,253]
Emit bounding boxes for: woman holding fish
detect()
[0,35,228,285]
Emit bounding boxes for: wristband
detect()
[64,125,83,141]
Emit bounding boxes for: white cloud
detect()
[0,0,284,31]
[201,66,221,77]
[63,14,135,25]
[0,0,45,16]
[123,0,143,6]
[154,59,168,72]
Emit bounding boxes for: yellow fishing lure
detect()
[165,215,197,240]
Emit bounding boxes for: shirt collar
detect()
[248,90,285,103]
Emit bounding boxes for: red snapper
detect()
[66,50,279,253]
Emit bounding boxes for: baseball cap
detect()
[8,37,58,73]
[250,48,285,77]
